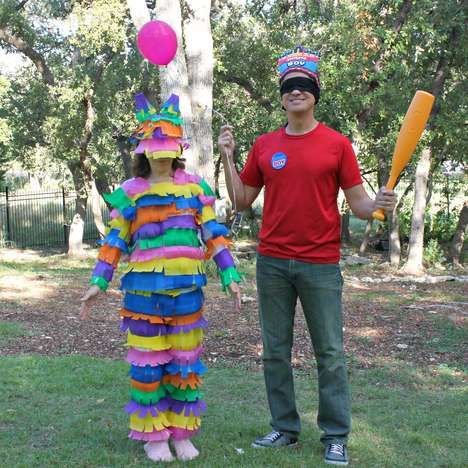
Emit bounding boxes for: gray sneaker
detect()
[251,430,298,448]
[324,443,349,465]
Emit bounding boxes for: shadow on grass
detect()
[0,355,465,467]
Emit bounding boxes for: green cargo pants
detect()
[256,253,351,445]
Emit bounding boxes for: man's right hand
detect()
[79,284,102,320]
[218,125,235,159]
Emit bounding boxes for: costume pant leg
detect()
[123,288,207,441]
[295,262,351,445]
[256,254,300,437]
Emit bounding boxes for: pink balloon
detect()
[136,20,177,65]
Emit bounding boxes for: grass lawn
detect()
[0,355,466,468]
[0,249,466,467]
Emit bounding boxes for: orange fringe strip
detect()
[130,205,198,234]
[130,379,161,392]
[162,373,202,390]
[120,309,204,326]
[98,244,122,267]
[204,236,232,260]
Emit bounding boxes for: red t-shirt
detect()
[240,123,362,263]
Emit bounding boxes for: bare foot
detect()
[144,441,175,462]
[173,438,199,461]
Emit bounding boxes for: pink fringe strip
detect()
[122,177,151,197]
[128,429,171,442]
[126,348,172,366]
[168,346,204,365]
[170,427,200,440]
[130,246,205,262]
[173,169,201,185]
[199,195,216,206]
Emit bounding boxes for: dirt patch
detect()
[0,253,467,370]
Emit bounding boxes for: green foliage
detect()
[430,210,459,242]
[423,238,446,266]
[0,0,160,189]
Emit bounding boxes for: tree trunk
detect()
[340,205,351,244]
[116,134,133,180]
[68,162,91,257]
[389,211,401,266]
[67,90,96,257]
[126,0,151,30]
[155,1,197,173]
[402,149,431,274]
[91,180,106,238]
[389,181,413,266]
[183,0,215,185]
[450,201,468,266]
[359,220,373,254]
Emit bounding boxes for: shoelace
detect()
[329,444,344,456]
[264,431,282,442]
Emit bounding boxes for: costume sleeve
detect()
[239,137,264,188]
[197,179,242,291]
[90,187,132,291]
[338,137,363,189]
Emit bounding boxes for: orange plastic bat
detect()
[372,90,435,221]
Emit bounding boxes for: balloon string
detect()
[213,109,237,214]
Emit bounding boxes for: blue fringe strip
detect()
[98,229,129,253]
[123,288,204,316]
[165,359,208,379]
[136,195,204,212]
[121,272,207,292]
[201,220,229,240]
[130,364,164,383]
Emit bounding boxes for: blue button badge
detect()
[271,152,288,170]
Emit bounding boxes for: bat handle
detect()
[372,208,386,222]
[372,179,397,222]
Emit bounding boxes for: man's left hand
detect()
[374,187,397,213]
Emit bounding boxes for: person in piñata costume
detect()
[80,93,242,462]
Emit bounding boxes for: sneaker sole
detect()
[251,441,298,449]
[324,459,349,466]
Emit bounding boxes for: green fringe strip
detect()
[104,187,134,211]
[90,276,108,291]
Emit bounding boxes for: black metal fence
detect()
[0,188,110,248]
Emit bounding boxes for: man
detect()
[218,46,396,466]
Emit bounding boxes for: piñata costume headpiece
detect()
[277,45,321,87]
[129,93,187,160]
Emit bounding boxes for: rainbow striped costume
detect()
[89,93,241,442]
[90,171,240,441]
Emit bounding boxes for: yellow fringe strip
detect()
[166,412,201,431]
[127,332,172,351]
[126,287,198,297]
[130,413,169,432]
[127,329,203,350]
[132,182,204,202]
[199,205,216,224]
[146,150,180,160]
[109,217,131,239]
[124,258,205,276]
[166,328,204,350]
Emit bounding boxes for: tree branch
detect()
[0,27,55,86]
[219,72,273,112]
[357,0,412,127]
[16,0,31,10]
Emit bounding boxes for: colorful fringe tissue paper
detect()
[89,93,241,442]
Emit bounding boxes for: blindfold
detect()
[279,76,320,104]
